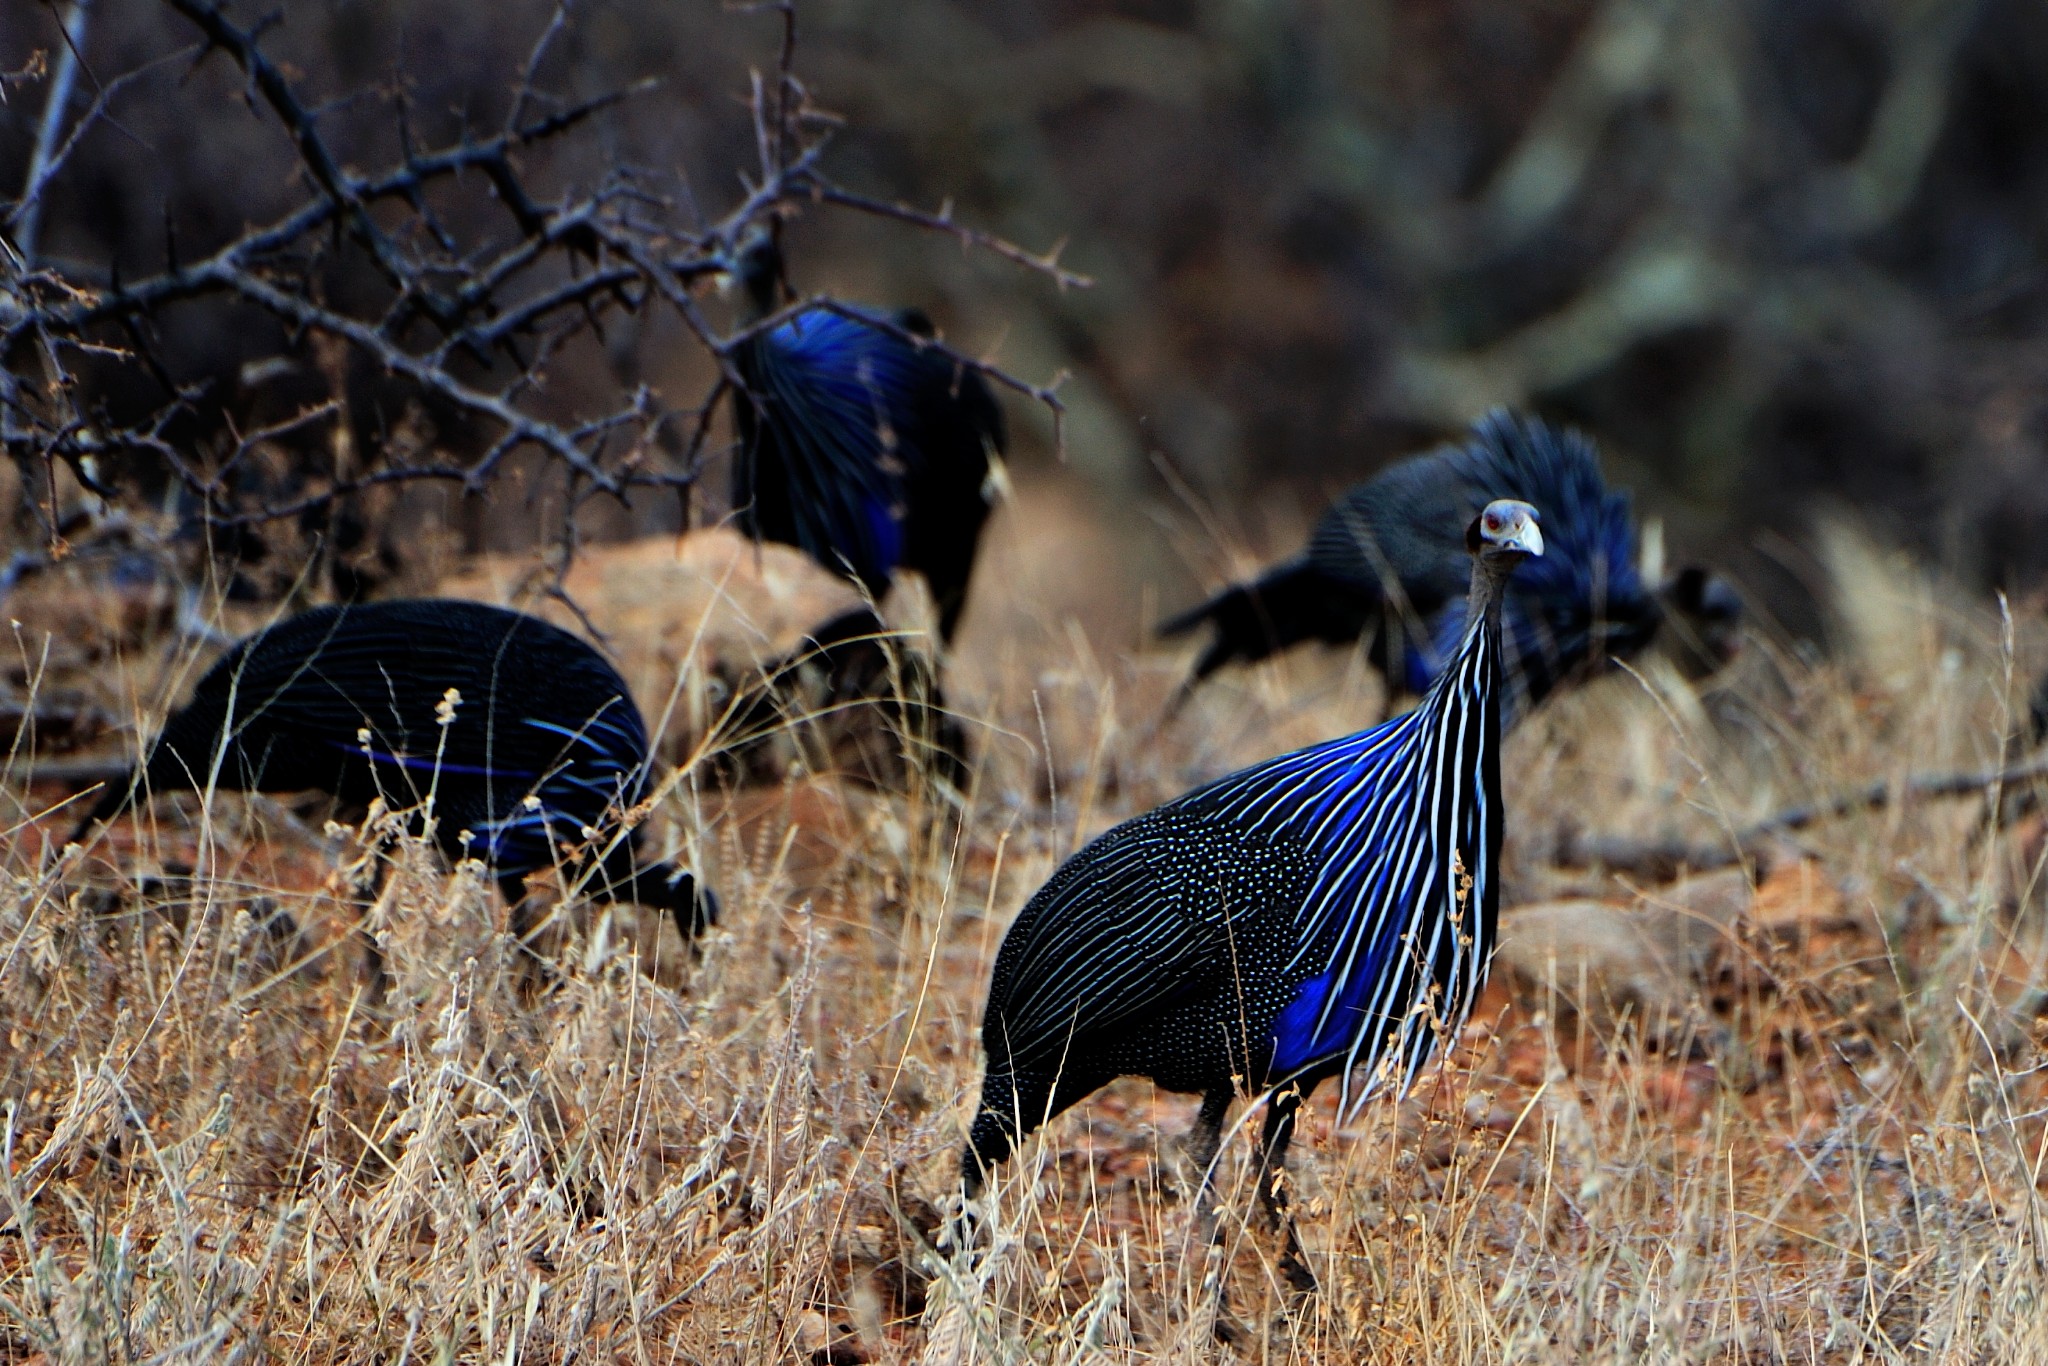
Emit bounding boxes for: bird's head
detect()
[714,222,783,317]
[1659,564,1744,677]
[665,870,721,938]
[1467,498,1544,562]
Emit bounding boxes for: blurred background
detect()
[5,0,2048,639]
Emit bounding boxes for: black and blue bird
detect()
[724,226,1005,645]
[965,497,1543,1287]
[1160,410,1663,715]
[70,598,715,951]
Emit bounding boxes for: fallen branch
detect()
[1554,752,2048,878]
[3,754,128,787]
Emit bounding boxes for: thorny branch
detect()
[0,0,1080,591]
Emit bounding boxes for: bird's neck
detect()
[1426,554,1516,712]
[1465,552,1518,633]
[741,259,781,325]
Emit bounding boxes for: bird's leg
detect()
[354,855,394,1008]
[1256,1086,1318,1294]
[501,874,557,1000]
[1182,1087,1254,1346]
[1185,1086,1233,1245]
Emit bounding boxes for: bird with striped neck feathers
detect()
[963,498,1541,1290]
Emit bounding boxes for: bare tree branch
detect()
[0,0,1083,592]
[806,185,1094,293]
[12,0,97,261]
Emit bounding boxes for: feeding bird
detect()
[1159,410,1679,715]
[964,497,1543,1290]
[712,604,970,792]
[724,225,1005,646]
[1658,564,1745,681]
[70,598,716,957]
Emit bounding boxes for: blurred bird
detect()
[1159,410,1670,715]
[712,605,970,792]
[724,225,1005,645]
[964,498,1543,1291]
[1658,564,1746,680]
[70,599,716,957]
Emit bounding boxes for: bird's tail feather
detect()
[66,771,139,847]
[1158,559,1378,698]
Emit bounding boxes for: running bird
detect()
[965,498,1542,1290]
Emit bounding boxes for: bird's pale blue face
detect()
[1477,499,1544,557]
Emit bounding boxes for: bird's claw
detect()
[932,1198,983,1266]
[1278,1246,1319,1296]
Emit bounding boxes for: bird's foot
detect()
[1277,1242,1319,1296]
[1211,1309,1253,1347]
[1263,1210,1319,1297]
[1198,1272,1261,1348]
[1176,1241,1244,1351]
[932,1194,985,1266]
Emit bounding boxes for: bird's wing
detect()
[1307,464,1461,589]
[743,310,925,586]
[987,803,1314,1072]
[1418,410,1655,704]
[187,602,590,781]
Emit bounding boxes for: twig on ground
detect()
[1556,751,2048,878]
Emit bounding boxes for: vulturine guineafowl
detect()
[713,225,1004,789]
[712,605,969,792]
[70,599,717,962]
[724,225,1005,646]
[964,498,1542,1293]
[1160,410,1719,715]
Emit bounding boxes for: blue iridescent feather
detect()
[1400,412,1650,706]
[727,232,1003,644]
[752,308,926,583]
[1199,623,1495,1097]
[967,500,1535,1256]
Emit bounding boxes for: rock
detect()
[437,528,865,754]
[439,530,966,790]
[1747,858,1850,935]
[1495,867,1752,1044]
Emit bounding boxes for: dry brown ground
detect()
[4,483,2048,1363]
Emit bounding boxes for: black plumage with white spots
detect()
[965,498,1542,1285]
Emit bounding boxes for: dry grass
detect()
[4,488,2048,1364]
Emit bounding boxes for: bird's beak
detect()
[1510,520,1544,558]
[980,451,1014,505]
